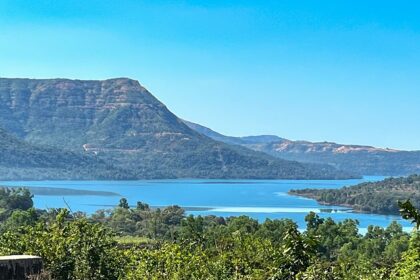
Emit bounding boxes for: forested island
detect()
[290,175,420,215]
[0,187,419,279]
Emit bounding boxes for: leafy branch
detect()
[398,200,420,230]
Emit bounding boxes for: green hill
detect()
[290,175,420,214]
[0,77,355,179]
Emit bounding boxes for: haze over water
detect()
[0,176,411,232]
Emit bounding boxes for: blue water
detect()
[0,177,412,232]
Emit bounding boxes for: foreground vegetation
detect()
[0,188,419,279]
[290,175,420,215]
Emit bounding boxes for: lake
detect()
[0,176,412,233]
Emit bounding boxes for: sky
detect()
[0,0,420,150]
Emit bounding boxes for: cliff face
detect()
[0,78,192,150]
[0,78,352,179]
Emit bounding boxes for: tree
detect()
[305,212,324,231]
[118,198,129,209]
[398,200,420,230]
[391,233,420,279]
[0,188,33,212]
[0,208,38,232]
[136,201,150,211]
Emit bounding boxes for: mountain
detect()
[182,120,284,146]
[0,127,131,180]
[251,141,420,176]
[184,121,420,176]
[0,77,354,180]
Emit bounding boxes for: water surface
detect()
[0,177,412,232]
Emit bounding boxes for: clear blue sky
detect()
[1,0,420,150]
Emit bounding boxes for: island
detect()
[289,174,420,215]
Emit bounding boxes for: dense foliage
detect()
[289,175,420,214]
[0,191,419,279]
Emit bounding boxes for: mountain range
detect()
[184,121,420,176]
[0,77,353,180]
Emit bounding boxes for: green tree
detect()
[118,197,129,209]
[399,200,420,230]
[0,208,38,232]
[391,233,420,279]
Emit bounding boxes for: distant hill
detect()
[182,120,284,146]
[184,121,420,176]
[289,174,420,215]
[0,77,353,180]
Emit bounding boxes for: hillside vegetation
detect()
[290,175,420,214]
[0,128,132,180]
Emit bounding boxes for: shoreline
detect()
[288,191,401,216]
